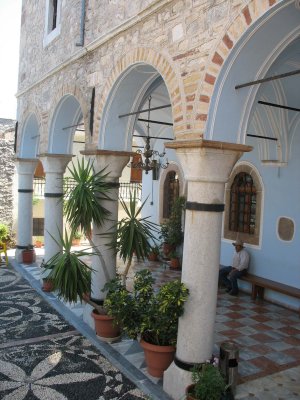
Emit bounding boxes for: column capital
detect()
[15,158,39,175]
[38,153,74,174]
[81,149,135,179]
[165,139,252,183]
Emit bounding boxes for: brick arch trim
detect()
[194,0,277,135]
[94,47,185,146]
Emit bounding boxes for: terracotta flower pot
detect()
[162,243,174,259]
[140,339,176,378]
[42,279,54,292]
[91,310,121,343]
[169,257,180,270]
[148,252,159,262]
[72,238,81,246]
[22,249,35,264]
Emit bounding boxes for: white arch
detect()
[19,113,40,158]
[48,94,83,154]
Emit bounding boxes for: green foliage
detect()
[160,196,185,247]
[150,245,160,255]
[190,364,227,400]
[32,196,40,206]
[107,190,159,279]
[0,224,9,242]
[73,230,83,240]
[64,158,113,238]
[104,269,189,346]
[44,229,93,303]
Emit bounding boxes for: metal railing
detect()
[33,178,142,201]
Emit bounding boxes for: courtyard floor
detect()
[3,247,300,399]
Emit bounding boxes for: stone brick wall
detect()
[17,0,278,150]
[0,125,16,229]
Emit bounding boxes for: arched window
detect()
[229,173,256,234]
[163,171,179,219]
[224,164,263,246]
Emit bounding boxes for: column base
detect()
[83,303,96,330]
[163,361,192,400]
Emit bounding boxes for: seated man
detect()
[219,239,250,296]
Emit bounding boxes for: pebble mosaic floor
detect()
[0,264,149,400]
[6,248,300,399]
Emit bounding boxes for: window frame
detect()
[223,163,263,246]
[43,0,62,47]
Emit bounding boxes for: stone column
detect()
[15,158,39,262]
[163,140,252,400]
[81,150,134,302]
[39,154,73,263]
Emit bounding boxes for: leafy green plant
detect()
[159,196,185,247]
[107,191,159,282]
[104,269,189,346]
[188,363,228,400]
[73,231,83,240]
[0,223,9,242]
[44,229,93,303]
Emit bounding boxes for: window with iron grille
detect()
[224,164,262,246]
[33,218,44,236]
[163,171,179,219]
[229,173,256,234]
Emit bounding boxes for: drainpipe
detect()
[76,0,86,46]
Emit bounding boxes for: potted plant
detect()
[107,190,159,284]
[169,250,181,270]
[104,269,189,377]
[186,359,233,400]
[34,236,44,248]
[22,244,36,264]
[43,229,93,303]
[148,244,160,261]
[160,196,185,258]
[72,230,82,246]
[51,159,121,340]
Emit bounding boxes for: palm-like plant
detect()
[109,191,159,283]
[44,229,93,303]
[64,158,113,281]
[64,158,112,237]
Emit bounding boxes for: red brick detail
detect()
[174,115,183,123]
[223,34,233,49]
[187,105,193,111]
[200,95,210,103]
[204,73,216,85]
[181,71,188,77]
[186,94,195,102]
[242,6,252,25]
[212,52,224,66]
[196,114,207,121]
[269,0,276,5]
[173,49,198,61]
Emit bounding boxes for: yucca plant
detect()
[44,229,94,303]
[63,158,114,281]
[108,190,159,283]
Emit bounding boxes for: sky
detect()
[0,0,22,120]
